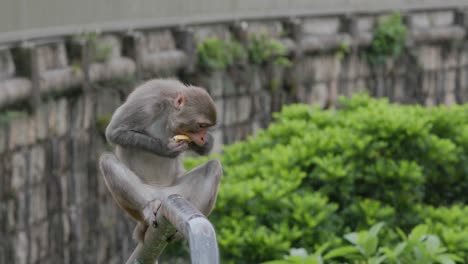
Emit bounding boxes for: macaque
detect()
[101,79,222,242]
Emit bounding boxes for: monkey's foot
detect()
[143,199,162,228]
[166,231,183,243]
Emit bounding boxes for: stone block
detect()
[356,16,375,33]
[36,42,68,72]
[444,70,457,105]
[308,83,328,108]
[302,17,341,35]
[247,21,284,38]
[442,49,458,69]
[392,77,406,102]
[300,55,341,82]
[144,30,176,54]
[47,101,58,136]
[83,94,95,130]
[210,129,223,154]
[62,212,71,244]
[418,46,441,71]
[223,124,252,144]
[72,132,90,204]
[223,98,237,126]
[249,67,263,92]
[6,199,15,231]
[251,120,263,135]
[96,88,121,117]
[96,35,122,59]
[29,184,47,224]
[193,25,232,43]
[422,72,437,106]
[14,231,28,264]
[458,68,468,103]
[9,116,29,149]
[237,96,253,123]
[29,146,45,185]
[35,103,49,140]
[431,11,455,27]
[341,54,359,80]
[11,152,28,191]
[252,90,271,120]
[30,221,48,262]
[410,13,431,29]
[223,74,238,96]
[460,45,468,66]
[214,99,224,125]
[12,191,27,231]
[0,49,15,80]
[202,71,224,98]
[410,11,454,29]
[0,123,7,153]
[57,98,69,136]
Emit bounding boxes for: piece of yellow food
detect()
[173,135,192,142]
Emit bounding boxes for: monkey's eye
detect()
[198,123,210,129]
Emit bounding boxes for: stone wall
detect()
[1,8,468,264]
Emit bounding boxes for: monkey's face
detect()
[170,89,217,146]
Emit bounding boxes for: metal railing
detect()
[99,153,220,264]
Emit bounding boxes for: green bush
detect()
[419,205,468,261]
[184,93,468,263]
[266,223,463,264]
[197,37,246,72]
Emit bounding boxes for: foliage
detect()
[95,43,113,63]
[419,205,468,261]
[96,114,112,134]
[0,110,28,123]
[197,37,246,72]
[184,93,468,263]
[247,33,291,67]
[73,31,113,63]
[367,12,408,64]
[266,223,462,264]
[336,42,350,60]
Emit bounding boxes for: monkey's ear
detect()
[174,93,186,109]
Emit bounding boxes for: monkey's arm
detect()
[107,128,185,158]
[106,101,186,158]
[189,133,214,155]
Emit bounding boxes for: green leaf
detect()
[425,235,441,252]
[369,222,385,236]
[369,255,387,264]
[409,225,429,241]
[344,233,359,245]
[323,246,360,260]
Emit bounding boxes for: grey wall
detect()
[2,0,468,42]
[1,5,468,264]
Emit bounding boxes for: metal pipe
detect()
[162,194,220,264]
[128,194,220,264]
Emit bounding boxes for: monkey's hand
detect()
[166,139,189,157]
[143,199,163,228]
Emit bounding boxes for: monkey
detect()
[101,79,222,242]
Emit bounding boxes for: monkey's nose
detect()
[200,136,205,144]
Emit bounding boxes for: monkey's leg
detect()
[99,153,164,241]
[169,159,222,216]
[100,153,155,212]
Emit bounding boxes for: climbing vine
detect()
[196,37,246,72]
[247,33,291,67]
[366,12,408,64]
